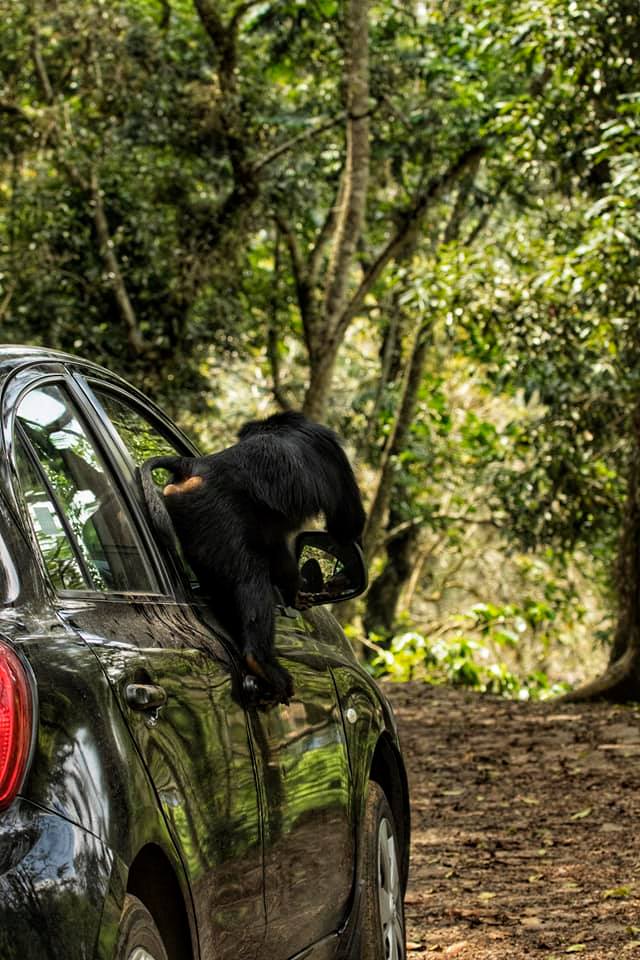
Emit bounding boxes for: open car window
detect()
[15,383,156,594]
[92,388,200,589]
[93,389,180,469]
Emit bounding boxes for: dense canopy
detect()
[2,0,640,698]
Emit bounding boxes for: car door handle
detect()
[125,682,168,711]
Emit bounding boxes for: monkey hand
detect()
[295,590,333,608]
[241,673,282,711]
[295,591,317,610]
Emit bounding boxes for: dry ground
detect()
[383,682,640,959]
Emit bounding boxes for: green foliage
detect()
[367,628,570,701]
[2,0,640,688]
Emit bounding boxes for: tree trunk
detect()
[364,325,431,561]
[363,510,419,637]
[322,0,369,333]
[357,299,407,459]
[562,396,640,702]
[302,343,341,421]
[301,0,370,421]
[336,324,431,631]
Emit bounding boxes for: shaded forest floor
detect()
[384,682,640,959]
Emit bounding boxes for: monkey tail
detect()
[142,455,190,478]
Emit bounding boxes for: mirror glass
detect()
[295,531,367,607]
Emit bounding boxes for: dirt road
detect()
[384,682,640,959]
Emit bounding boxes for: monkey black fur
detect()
[139,411,366,703]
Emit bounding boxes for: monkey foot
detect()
[244,654,294,706]
[241,674,279,710]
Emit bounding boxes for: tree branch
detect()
[90,169,146,355]
[273,213,314,354]
[380,93,413,131]
[30,13,54,104]
[158,0,171,30]
[367,307,402,440]
[339,143,485,335]
[194,0,257,217]
[253,113,346,173]
[364,323,431,559]
[31,47,53,103]
[0,100,30,120]
[229,0,268,33]
[384,512,503,543]
[193,0,228,57]
[465,184,505,246]
[443,154,481,244]
[308,167,345,288]
[266,227,292,410]
[0,282,16,322]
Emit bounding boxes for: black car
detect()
[0,346,409,960]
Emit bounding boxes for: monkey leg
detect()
[236,582,294,704]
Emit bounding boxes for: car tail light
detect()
[0,642,34,810]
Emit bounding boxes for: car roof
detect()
[0,344,199,458]
[0,344,141,393]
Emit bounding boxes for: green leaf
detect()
[570,808,592,820]
[603,885,632,899]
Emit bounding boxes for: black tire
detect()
[115,894,169,960]
[360,781,406,960]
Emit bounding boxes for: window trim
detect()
[11,376,163,600]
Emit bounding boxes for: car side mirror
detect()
[294,531,367,607]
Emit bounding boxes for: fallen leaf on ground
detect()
[444,943,470,956]
[387,683,640,960]
[603,885,632,899]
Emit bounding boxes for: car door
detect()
[81,379,358,960]
[7,367,266,960]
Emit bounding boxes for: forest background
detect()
[2,0,640,702]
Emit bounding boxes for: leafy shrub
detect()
[363,627,571,700]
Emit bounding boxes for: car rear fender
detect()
[95,844,195,960]
[0,620,200,960]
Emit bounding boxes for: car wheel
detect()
[115,894,169,960]
[360,781,406,960]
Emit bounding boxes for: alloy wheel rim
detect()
[377,816,404,960]
[129,949,159,960]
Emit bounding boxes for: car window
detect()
[94,389,201,588]
[14,436,88,592]
[15,383,156,594]
[94,389,181,468]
